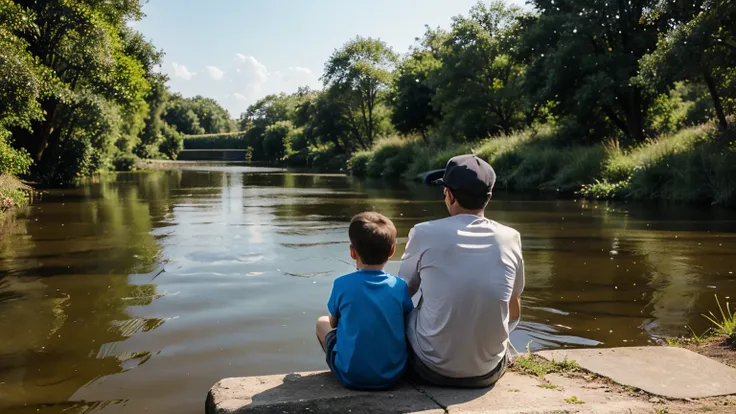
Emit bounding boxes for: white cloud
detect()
[165,54,321,117]
[205,65,225,81]
[288,66,312,75]
[172,62,195,80]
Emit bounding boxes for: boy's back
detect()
[328,269,412,388]
[316,212,412,390]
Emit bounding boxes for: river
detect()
[1,166,735,413]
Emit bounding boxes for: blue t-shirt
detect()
[327,270,413,389]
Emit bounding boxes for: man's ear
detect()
[446,188,456,205]
[349,244,357,260]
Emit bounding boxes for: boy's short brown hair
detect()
[349,212,397,265]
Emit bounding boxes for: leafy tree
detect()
[162,94,205,135]
[639,0,735,132]
[390,26,446,140]
[431,1,528,139]
[323,36,398,148]
[523,0,661,145]
[1,0,157,181]
[262,120,293,160]
[188,96,232,134]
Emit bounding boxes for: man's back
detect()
[399,214,524,378]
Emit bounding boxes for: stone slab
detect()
[420,372,652,413]
[537,346,736,399]
[205,371,443,414]
[206,370,654,413]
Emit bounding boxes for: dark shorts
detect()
[322,329,338,373]
[407,345,509,388]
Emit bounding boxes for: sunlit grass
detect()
[702,295,735,337]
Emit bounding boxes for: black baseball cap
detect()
[423,154,496,197]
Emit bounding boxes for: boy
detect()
[316,212,413,389]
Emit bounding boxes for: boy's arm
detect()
[327,281,341,329]
[398,227,423,297]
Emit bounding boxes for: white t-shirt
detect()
[399,214,525,378]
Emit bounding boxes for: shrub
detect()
[347,151,373,177]
[0,129,33,176]
[183,132,247,149]
[112,153,138,171]
[159,123,183,160]
[262,121,293,161]
[309,144,347,171]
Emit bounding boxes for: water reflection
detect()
[0,168,734,414]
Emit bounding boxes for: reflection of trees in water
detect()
[0,172,179,412]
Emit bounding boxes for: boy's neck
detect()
[357,264,385,272]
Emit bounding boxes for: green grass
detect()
[537,384,562,390]
[348,121,736,206]
[564,396,584,405]
[702,295,735,337]
[513,354,580,377]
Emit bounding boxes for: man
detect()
[399,154,524,388]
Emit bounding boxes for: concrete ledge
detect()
[205,371,442,414]
[206,370,655,413]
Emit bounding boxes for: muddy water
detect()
[1,167,735,413]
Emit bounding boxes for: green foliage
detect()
[112,153,138,172]
[564,396,584,405]
[159,123,183,160]
[183,132,247,150]
[323,36,398,148]
[431,1,529,140]
[513,353,580,377]
[523,0,660,145]
[262,120,294,160]
[702,295,736,337]
[0,129,33,176]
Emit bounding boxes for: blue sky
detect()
[136,0,526,118]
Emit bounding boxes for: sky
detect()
[135,0,526,118]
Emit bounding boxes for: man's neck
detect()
[451,208,485,217]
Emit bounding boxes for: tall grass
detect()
[348,122,736,206]
[702,295,735,338]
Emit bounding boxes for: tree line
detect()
[1,0,734,182]
[236,0,734,167]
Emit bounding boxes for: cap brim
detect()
[423,169,446,186]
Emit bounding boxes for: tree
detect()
[262,120,293,160]
[431,1,528,140]
[188,96,232,134]
[523,0,661,145]
[162,94,205,135]
[390,27,446,140]
[639,0,735,132]
[2,0,157,181]
[323,36,398,148]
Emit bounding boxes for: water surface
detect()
[1,167,735,413]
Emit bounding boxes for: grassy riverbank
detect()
[347,123,736,207]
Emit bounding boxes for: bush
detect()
[112,153,138,171]
[159,123,183,160]
[0,129,33,176]
[262,121,293,161]
[309,144,347,171]
[183,132,247,149]
[348,151,373,177]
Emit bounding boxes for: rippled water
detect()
[1,166,735,413]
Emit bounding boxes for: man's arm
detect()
[509,234,525,330]
[398,227,422,296]
[509,296,521,322]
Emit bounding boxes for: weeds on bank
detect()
[702,295,735,337]
[513,345,580,377]
[564,396,584,405]
[537,383,561,390]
